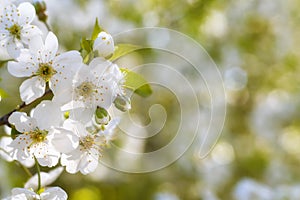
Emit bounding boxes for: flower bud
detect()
[114,95,131,112]
[33,0,48,22]
[95,107,110,125]
[93,32,114,58]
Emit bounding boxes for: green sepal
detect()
[95,107,108,119]
[11,127,22,139]
[80,38,94,64]
[95,107,111,125]
[91,18,104,41]
[109,44,141,61]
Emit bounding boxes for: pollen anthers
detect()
[27,128,48,143]
[36,62,57,82]
[79,134,103,156]
[79,135,95,150]
[6,24,21,39]
[1,5,21,39]
[75,81,97,100]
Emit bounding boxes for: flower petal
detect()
[93,32,115,57]
[7,60,36,78]
[11,188,37,199]
[50,50,82,95]
[0,137,14,162]
[21,25,42,44]
[46,167,64,185]
[20,76,46,104]
[17,2,36,26]
[49,73,73,99]
[53,50,82,71]
[44,32,58,57]
[6,38,23,59]
[50,128,79,153]
[94,81,115,109]
[61,150,81,174]
[9,134,32,162]
[29,35,43,53]
[8,112,37,132]
[51,83,73,105]
[78,149,99,175]
[25,167,64,190]
[69,107,94,124]
[2,4,18,23]
[89,57,111,76]
[40,187,68,200]
[32,143,60,167]
[63,119,88,138]
[19,156,35,168]
[32,100,63,129]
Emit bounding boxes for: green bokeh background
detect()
[1,0,300,199]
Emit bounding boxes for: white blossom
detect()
[0,2,42,58]
[7,100,74,167]
[93,31,114,58]
[0,0,33,7]
[60,119,105,175]
[96,118,120,145]
[7,32,82,104]
[4,187,67,200]
[0,136,14,162]
[57,57,124,123]
[0,128,35,167]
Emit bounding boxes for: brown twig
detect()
[0,89,52,127]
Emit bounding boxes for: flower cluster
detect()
[0,1,132,199]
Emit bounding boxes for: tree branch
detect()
[0,89,52,127]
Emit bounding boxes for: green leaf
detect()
[0,88,8,100]
[109,44,141,61]
[80,38,92,52]
[121,68,152,97]
[80,38,94,63]
[91,18,104,41]
[133,84,152,97]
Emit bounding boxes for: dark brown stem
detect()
[0,89,52,127]
[0,102,25,127]
[43,21,51,32]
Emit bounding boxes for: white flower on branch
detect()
[59,119,106,175]
[57,57,124,124]
[0,136,35,167]
[0,2,42,58]
[4,187,67,200]
[7,100,78,167]
[7,32,82,104]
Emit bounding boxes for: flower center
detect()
[7,24,21,40]
[80,135,95,150]
[76,82,95,98]
[29,129,48,143]
[37,63,57,82]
